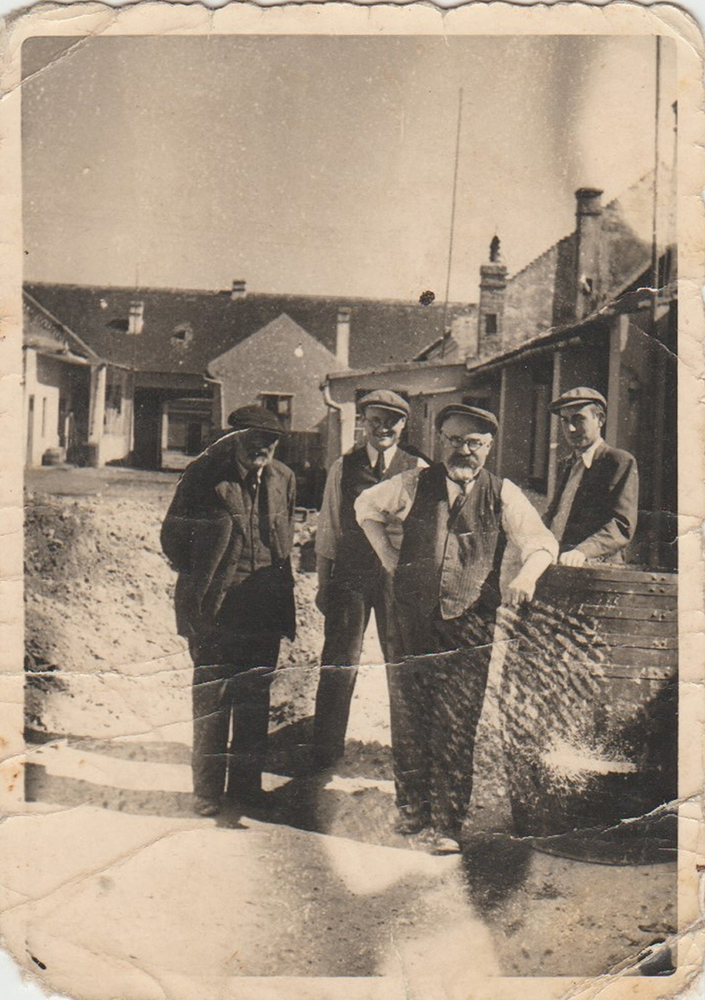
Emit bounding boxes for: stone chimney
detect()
[477,236,507,353]
[231,279,247,301]
[127,301,144,336]
[574,187,603,319]
[336,307,351,368]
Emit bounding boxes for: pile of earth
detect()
[23,491,324,738]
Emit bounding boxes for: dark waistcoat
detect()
[333,445,418,589]
[394,464,506,620]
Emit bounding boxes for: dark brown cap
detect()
[436,404,499,435]
[358,390,410,418]
[549,387,607,413]
[227,405,284,435]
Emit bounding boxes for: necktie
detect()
[373,451,385,480]
[448,478,474,521]
[550,455,585,543]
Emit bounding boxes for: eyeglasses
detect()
[441,433,489,451]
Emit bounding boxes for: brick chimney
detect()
[336,307,351,368]
[127,301,144,336]
[231,279,247,301]
[574,187,603,319]
[477,236,507,354]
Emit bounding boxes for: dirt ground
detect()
[20,465,678,984]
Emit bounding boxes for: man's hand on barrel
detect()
[505,549,554,606]
[559,548,587,568]
[506,572,537,606]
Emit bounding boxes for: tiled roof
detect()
[24,282,474,374]
[23,291,100,362]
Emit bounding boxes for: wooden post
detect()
[88,364,107,465]
[547,350,562,501]
[605,314,626,448]
[495,366,508,474]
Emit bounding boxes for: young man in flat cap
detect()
[546,387,638,566]
[312,389,426,769]
[161,405,296,817]
[356,404,557,853]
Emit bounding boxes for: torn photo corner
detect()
[0,2,704,999]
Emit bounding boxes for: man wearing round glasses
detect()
[312,389,426,770]
[355,403,557,853]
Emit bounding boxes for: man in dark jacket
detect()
[161,405,296,817]
[546,387,638,566]
[312,390,425,769]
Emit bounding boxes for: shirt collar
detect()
[445,472,478,504]
[235,454,264,485]
[575,438,603,469]
[366,442,397,471]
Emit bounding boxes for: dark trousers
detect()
[189,632,280,802]
[314,576,396,762]
[386,607,494,838]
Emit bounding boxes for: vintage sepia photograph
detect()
[1,4,703,999]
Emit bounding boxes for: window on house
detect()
[104,370,126,432]
[260,393,293,432]
[104,372,123,416]
[484,313,498,336]
[41,397,47,438]
[171,323,194,347]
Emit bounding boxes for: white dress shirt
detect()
[315,444,426,561]
[576,437,602,469]
[354,466,559,570]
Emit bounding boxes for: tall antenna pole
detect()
[649,34,664,568]
[441,88,463,359]
[651,35,662,311]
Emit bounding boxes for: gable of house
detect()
[24,292,99,362]
[208,313,344,432]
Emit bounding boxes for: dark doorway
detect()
[133,390,162,469]
[186,421,203,456]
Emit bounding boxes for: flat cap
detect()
[436,403,499,435]
[549,386,607,413]
[227,404,284,435]
[358,389,409,418]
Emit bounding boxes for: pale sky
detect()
[22,34,676,301]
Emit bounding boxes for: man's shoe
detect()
[419,829,461,855]
[394,813,430,837]
[193,795,220,817]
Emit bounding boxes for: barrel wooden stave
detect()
[500,565,677,856]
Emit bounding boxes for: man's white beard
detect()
[446,456,477,482]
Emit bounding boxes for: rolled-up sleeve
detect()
[501,479,559,563]
[354,468,420,527]
[315,459,343,561]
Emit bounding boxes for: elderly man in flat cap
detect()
[312,389,426,769]
[356,403,557,853]
[161,405,296,817]
[546,387,638,566]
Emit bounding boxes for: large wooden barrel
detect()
[499,564,677,864]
